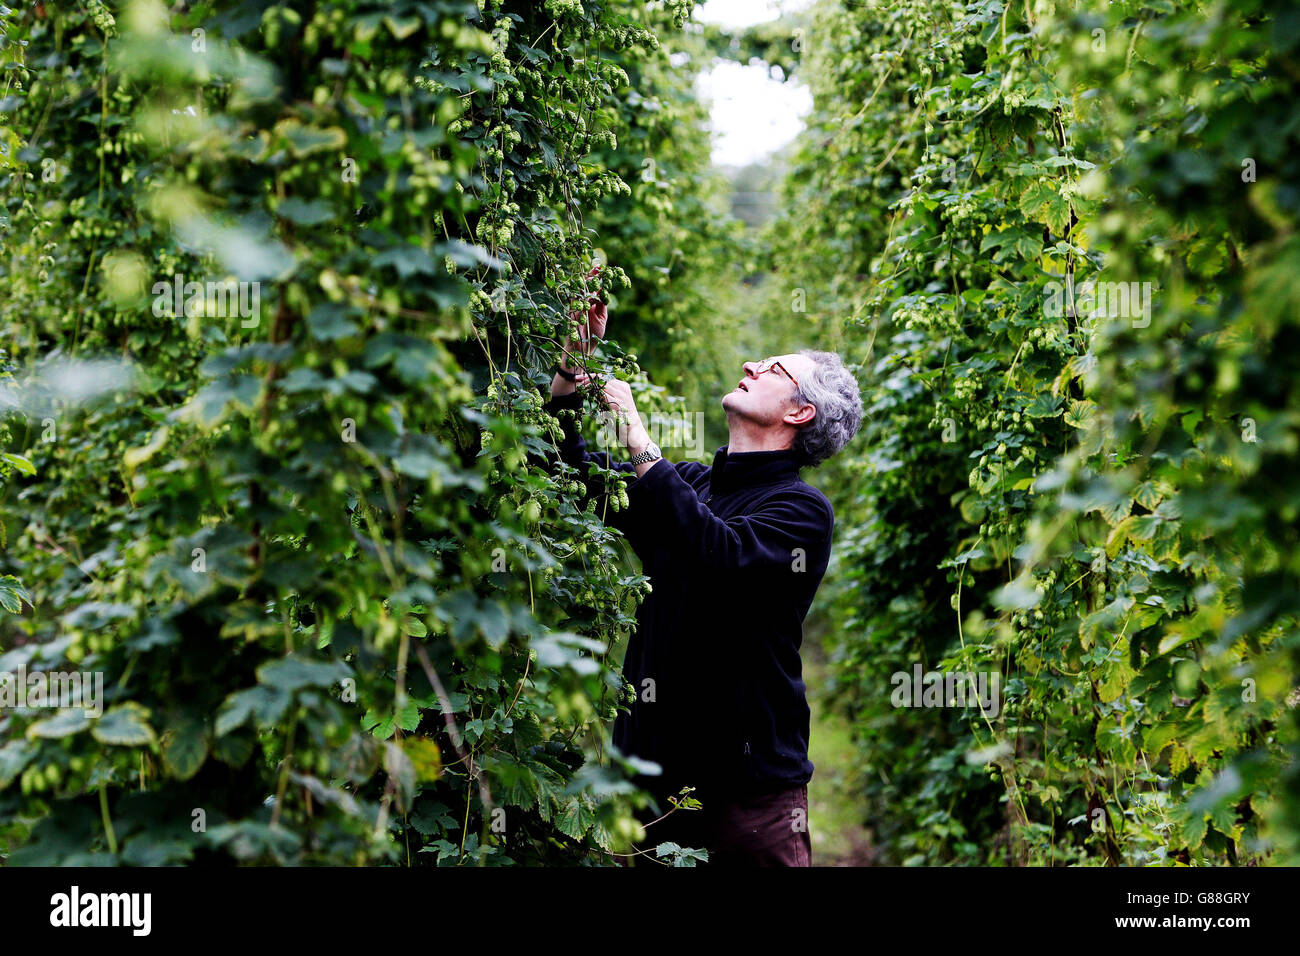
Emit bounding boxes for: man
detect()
[544,273,863,866]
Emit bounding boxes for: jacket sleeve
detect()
[544,389,705,487]
[625,457,834,571]
[543,388,649,541]
[545,389,637,481]
[543,390,714,551]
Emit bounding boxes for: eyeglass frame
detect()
[753,358,799,390]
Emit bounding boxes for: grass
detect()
[805,647,876,866]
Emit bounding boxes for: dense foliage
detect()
[0,0,729,865]
[770,0,1300,864]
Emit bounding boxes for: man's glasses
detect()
[754,358,799,389]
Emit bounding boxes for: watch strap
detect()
[628,445,662,467]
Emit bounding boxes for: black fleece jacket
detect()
[546,388,834,802]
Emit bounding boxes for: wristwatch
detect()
[628,442,662,467]
[555,365,578,382]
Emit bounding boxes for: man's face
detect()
[721,353,816,426]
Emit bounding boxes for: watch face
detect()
[647,443,661,458]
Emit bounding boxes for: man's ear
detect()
[785,401,816,427]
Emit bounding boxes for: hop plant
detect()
[86,0,117,35]
[544,0,584,16]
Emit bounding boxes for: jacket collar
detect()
[708,444,803,498]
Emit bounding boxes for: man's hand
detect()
[576,371,652,460]
[560,264,606,371]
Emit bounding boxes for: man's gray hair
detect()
[791,349,863,467]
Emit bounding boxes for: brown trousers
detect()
[635,784,811,867]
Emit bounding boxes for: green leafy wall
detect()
[768,0,1300,865]
[0,0,722,866]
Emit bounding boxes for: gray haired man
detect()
[546,282,863,865]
